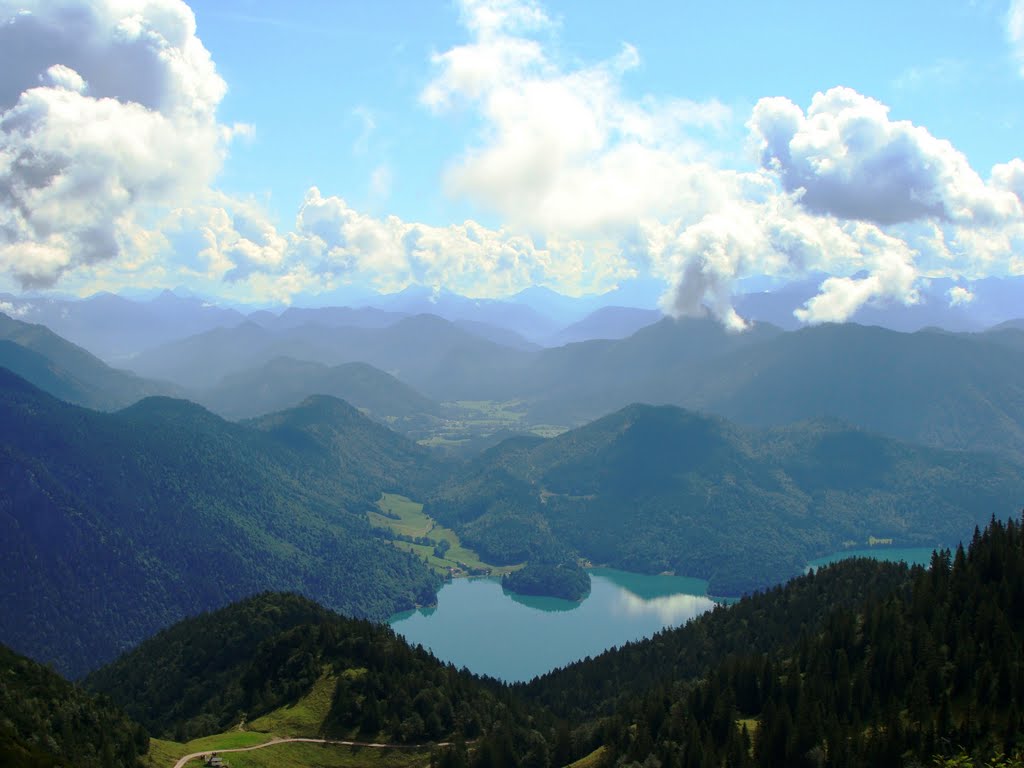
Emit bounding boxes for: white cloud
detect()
[291,186,627,298]
[948,285,975,306]
[418,2,1014,327]
[0,299,30,317]
[3,0,1023,328]
[41,64,87,93]
[749,87,1020,226]
[423,0,731,239]
[0,0,231,287]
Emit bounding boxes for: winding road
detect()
[171,736,452,768]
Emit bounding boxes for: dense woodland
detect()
[502,560,592,601]
[5,516,1024,768]
[85,593,533,745]
[526,516,1024,768]
[0,370,441,677]
[427,404,1024,594]
[0,644,147,768]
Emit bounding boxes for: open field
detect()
[142,670,438,768]
[144,733,276,768]
[371,493,522,577]
[248,672,340,737]
[411,400,567,451]
[567,746,607,768]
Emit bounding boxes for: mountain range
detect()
[8,514,1023,768]
[0,370,442,677]
[426,403,1024,593]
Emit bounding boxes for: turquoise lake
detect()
[391,550,943,682]
[806,546,938,570]
[389,568,718,683]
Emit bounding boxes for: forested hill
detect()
[0,311,175,410]
[0,642,147,768]
[196,356,441,422]
[74,517,1024,768]
[427,403,1024,593]
[85,592,545,751]
[0,368,443,678]
[523,515,1024,768]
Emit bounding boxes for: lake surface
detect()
[807,547,938,570]
[389,568,717,682]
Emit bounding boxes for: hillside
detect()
[0,370,443,677]
[702,323,1024,458]
[0,291,247,361]
[549,306,662,345]
[426,404,1024,594]
[197,357,441,422]
[0,642,147,768]
[126,314,533,398]
[117,313,1024,463]
[523,515,1024,768]
[74,517,1024,768]
[519,317,783,425]
[0,312,175,409]
[85,593,543,750]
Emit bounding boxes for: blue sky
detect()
[2,0,1024,324]
[194,1,1024,227]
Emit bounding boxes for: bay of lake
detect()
[389,568,718,683]
[806,546,937,570]
[390,549,941,683]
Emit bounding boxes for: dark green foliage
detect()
[0,642,146,768]
[522,558,916,721]
[427,403,1024,594]
[502,560,591,601]
[85,593,530,745]
[0,369,443,678]
[540,514,1024,768]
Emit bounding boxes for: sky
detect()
[2,0,1024,325]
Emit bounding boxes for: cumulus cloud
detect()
[418,1,1001,327]
[4,0,1023,328]
[414,2,1024,327]
[948,285,975,307]
[423,0,731,238]
[0,0,234,287]
[0,299,29,318]
[292,187,625,297]
[749,87,1020,226]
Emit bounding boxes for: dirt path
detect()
[171,736,452,768]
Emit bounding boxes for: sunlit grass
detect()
[372,493,521,576]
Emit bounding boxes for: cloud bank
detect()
[2,0,1023,327]
[0,0,239,287]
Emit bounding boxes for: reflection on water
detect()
[613,590,717,624]
[504,589,581,612]
[390,569,718,682]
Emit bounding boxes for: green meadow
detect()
[370,493,522,577]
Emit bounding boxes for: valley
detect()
[2,293,1024,768]
[5,3,1024,765]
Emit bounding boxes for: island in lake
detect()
[501,559,591,601]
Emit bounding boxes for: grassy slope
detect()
[370,493,523,577]
[142,673,432,768]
